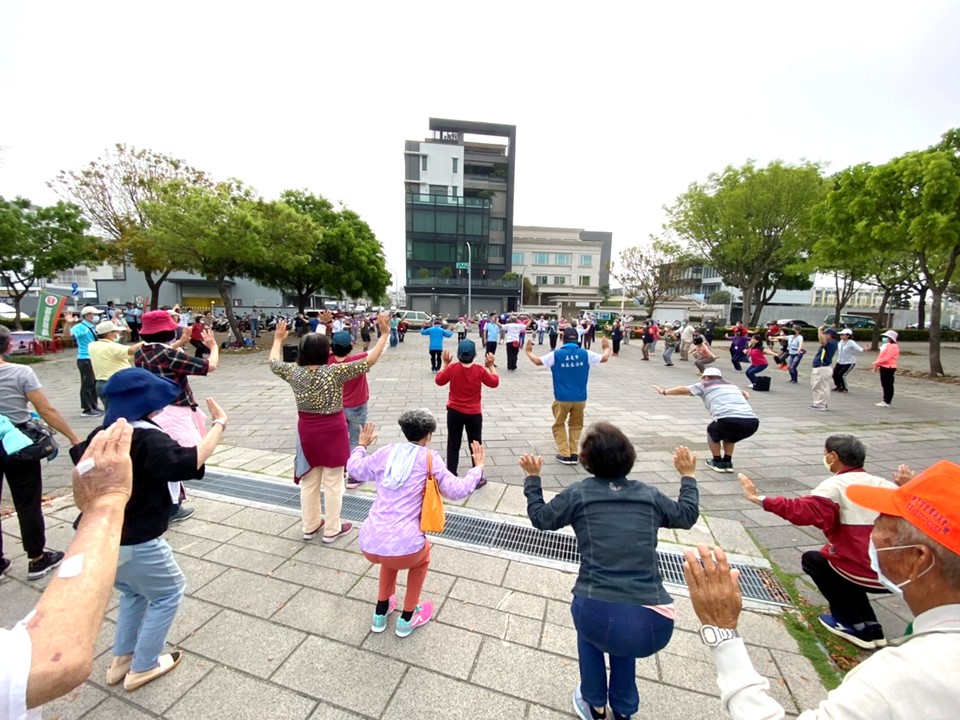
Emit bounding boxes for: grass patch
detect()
[4,355,46,365]
[747,531,870,691]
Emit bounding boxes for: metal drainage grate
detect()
[196,469,791,606]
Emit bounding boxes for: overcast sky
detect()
[2,1,959,291]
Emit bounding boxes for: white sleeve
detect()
[1,615,40,720]
[586,351,603,367]
[713,640,788,719]
[541,352,556,369]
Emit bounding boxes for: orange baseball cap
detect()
[846,460,960,555]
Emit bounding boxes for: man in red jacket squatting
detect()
[738,434,897,649]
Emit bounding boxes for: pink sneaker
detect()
[395,600,434,638]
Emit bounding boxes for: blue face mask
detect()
[881,337,890,344]
[868,537,934,596]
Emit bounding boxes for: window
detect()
[429,184,448,196]
[412,210,434,233]
[421,155,428,171]
[533,252,549,265]
[463,214,485,236]
[579,255,593,267]
[579,275,591,286]
[553,276,567,286]
[490,217,506,231]
[555,253,571,266]
[452,157,458,173]
[452,186,458,196]
[512,252,524,265]
[412,242,434,261]
[435,211,456,235]
[536,275,548,285]
[488,244,504,259]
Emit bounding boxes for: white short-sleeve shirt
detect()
[1,614,40,720]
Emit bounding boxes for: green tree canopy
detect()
[50,144,212,307]
[250,190,389,314]
[142,180,314,343]
[0,197,99,329]
[666,160,826,325]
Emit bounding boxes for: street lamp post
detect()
[465,242,472,321]
[518,264,528,312]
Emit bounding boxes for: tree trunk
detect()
[741,285,754,327]
[144,269,172,310]
[12,292,25,331]
[217,281,244,345]
[928,286,944,376]
[917,285,928,329]
[871,287,892,351]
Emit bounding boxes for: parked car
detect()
[823,313,877,329]
[906,322,952,330]
[776,319,815,329]
[398,310,432,329]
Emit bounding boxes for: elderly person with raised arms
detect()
[685,459,960,719]
[519,423,700,720]
[346,411,485,637]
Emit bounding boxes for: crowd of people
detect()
[2,304,957,720]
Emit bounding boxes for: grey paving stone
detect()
[164,530,223,559]
[194,568,300,617]
[464,482,506,511]
[703,515,763,556]
[167,666,315,720]
[39,682,108,720]
[539,621,578,660]
[175,554,231,593]
[749,525,823,550]
[307,703,364,720]
[186,496,246,523]
[771,648,829,711]
[633,679,729,720]
[271,559,364,595]
[448,577,546,620]
[293,543,373,575]
[738,611,802,653]
[470,637,581,712]
[172,518,244,543]
[81,696,156,720]
[502,561,577,602]
[526,706,572,720]
[657,650,721,697]
[364,615,483,678]
[428,543,509,585]
[545,599,574,629]
[272,635,406,717]
[383,666,527,719]
[0,578,41,628]
[227,528,305,557]
[220,506,301,535]
[203,542,285,574]
[181,608,305,678]
[272,587,375,646]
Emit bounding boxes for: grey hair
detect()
[397,408,437,442]
[824,434,866,468]
[895,519,960,590]
[0,325,10,354]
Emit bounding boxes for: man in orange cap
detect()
[683,460,960,719]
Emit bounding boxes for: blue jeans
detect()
[344,402,368,449]
[113,538,186,672]
[745,363,768,385]
[389,329,398,347]
[571,595,674,716]
[537,330,545,344]
[788,353,803,382]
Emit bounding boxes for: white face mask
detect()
[822,454,833,472]
[868,537,935,596]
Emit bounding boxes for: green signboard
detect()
[35,291,67,340]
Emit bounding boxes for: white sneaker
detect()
[875,402,891,407]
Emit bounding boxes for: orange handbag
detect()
[420,450,446,533]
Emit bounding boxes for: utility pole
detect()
[466,241,472,321]
[518,264,528,312]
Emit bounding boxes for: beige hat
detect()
[80,305,100,316]
[882,330,899,342]
[701,367,722,378]
[95,320,122,336]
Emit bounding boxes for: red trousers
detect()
[363,541,432,612]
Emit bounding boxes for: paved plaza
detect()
[3,332,960,719]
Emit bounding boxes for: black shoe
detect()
[555,454,569,464]
[81,409,104,417]
[170,506,195,523]
[722,460,734,474]
[0,557,11,580]
[28,550,65,580]
[570,454,579,464]
[705,459,726,473]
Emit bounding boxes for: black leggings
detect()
[0,456,46,558]
[429,350,443,371]
[802,551,886,627]
[833,363,855,391]
[446,408,482,475]
[879,366,895,404]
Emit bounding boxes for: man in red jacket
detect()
[435,340,498,478]
[738,434,897,648]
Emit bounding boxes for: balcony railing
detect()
[407,194,490,208]
[406,277,520,289]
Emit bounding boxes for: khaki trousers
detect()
[811,366,832,408]
[300,465,345,537]
[552,400,586,457]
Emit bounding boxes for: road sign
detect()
[456,262,469,270]
[135,296,144,304]
[71,282,80,296]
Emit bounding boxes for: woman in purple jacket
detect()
[346,409,485,637]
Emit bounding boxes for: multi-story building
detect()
[403,118,518,317]
[512,227,612,318]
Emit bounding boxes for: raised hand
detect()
[441,350,453,366]
[274,319,289,341]
[470,440,485,469]
[738,473,761,504]
[73,419,134,512]
[358,422,378,448]
[205,397,228,426]
[894,464,914,487]
[518,454,543,476]
[673,446,697,476]
[683,545,742,629]
[484,352,496,368]
[202,328,217,348]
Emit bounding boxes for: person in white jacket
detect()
[832,328,864,393]
[684,459,960,720]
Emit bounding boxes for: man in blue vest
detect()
[525,327,611,465]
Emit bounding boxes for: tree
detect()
[667,160,826,325]
[50,144,212,307]
[608,238,686,318]
[0,197,99,329]
[142,181,314,343]
[708,289,732,305]
[521,277,538,309]
[252,191,390,314]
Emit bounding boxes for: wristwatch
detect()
[212,419,227,430]
[698,625,740,647]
